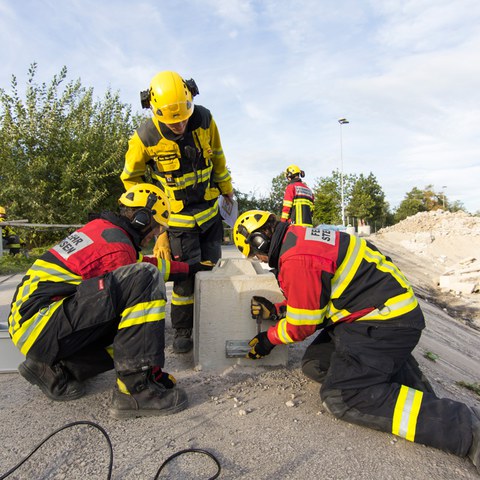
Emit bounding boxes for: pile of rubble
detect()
[378,210,480,236]
[377,210,480,295]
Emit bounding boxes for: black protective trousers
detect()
[301,321,473,457]
[168,215,223,331]
[28,263,167,380]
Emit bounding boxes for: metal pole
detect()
[338,118,349,226]
[442,185,447,208]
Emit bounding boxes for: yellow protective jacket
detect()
[121,105,232,231]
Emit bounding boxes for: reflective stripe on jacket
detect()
[281,180,314,226]
[267,225,423,345]
[8,215,188,354]
[121,105,232,230]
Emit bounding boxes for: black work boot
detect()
[109,368,188,419]
[468,406,480,473]
[18,358,85,401]
[173,328,193,353]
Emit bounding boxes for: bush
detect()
[0,247,46,275]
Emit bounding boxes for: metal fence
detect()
[0,221,82,257]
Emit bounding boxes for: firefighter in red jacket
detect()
[281,165,314,226]
[232,210,480,473]
[8,184,212,418]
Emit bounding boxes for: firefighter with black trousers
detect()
[8,184,212,418]
[121,71,233,354]
[281,165,314,227]
[232,210,480,473]
[0,206,22,255]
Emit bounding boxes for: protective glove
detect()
[251,296,278,321]
[247,331,276,359]
[189,260,215,276]
[152,366,176,389]
[153,232,171,260]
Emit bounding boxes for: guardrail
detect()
[0,221,83,257]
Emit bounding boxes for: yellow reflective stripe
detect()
[212,170,230,183]
[153,167,213,191]
[122,165,145,177]
[29,259,82,283]
[105,346,114,358]
[12,300,64,355]
[168,215,196,228]
[181,168,212,188]
[168,201,219,229]
[117,378,130,395]
[327,306,353,323]
[276,318,295,344]
[119,300,165,329]
[392,385,423,441]
[194,200,219,224]
[9,262,81,331]
[172,291,194,306]
[364,246,412,289]
[285,305,325,326]
[331,235,363,298]
[283,200,293,207]
[360,291,418,321]
[157,259,171,281]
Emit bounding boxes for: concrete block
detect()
[194,258,288,371]
[357,225,371,236]
[439,275,477,294]
[0,329,24,373]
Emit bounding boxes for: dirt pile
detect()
[373,209,480,328]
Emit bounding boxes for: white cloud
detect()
[1,0,479,213]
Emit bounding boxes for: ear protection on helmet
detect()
[248,231,271,255]
[131,192,157,230]
[139,78,199,109]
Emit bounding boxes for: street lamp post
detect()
[338,118,349,226]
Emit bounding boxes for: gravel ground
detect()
[0,239,479,479]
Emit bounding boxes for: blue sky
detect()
[1,0,480,213]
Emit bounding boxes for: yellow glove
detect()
[251,296,277,321]
[153,232,171,260]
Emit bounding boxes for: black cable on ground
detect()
[0,421,221,480]
[154,448,221,479]
[0,420,114,480]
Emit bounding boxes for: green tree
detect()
[312,170,357,226]
[235,172,288,217]
[347,172,388,228]
[266,172,288,215]
[394,184,457,222]
[312,175,340,225]
[0,63,136,245]
[394,187,427,222]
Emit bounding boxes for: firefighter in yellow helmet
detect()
[121,71,234,354]
[281,165,314,226]
[0,206,22,255]
[232,210,480,473]
[9,184,213,418]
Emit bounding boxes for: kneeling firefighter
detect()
[232,209,480,473]
[8,184,213,418]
